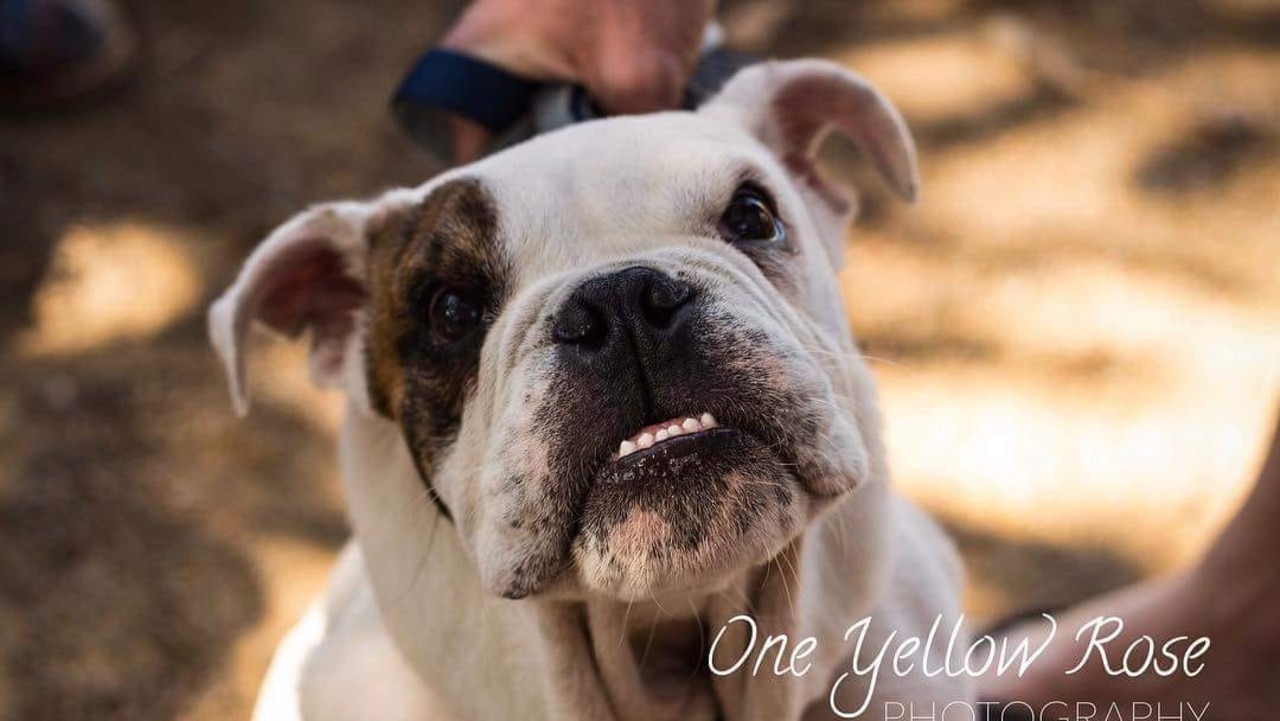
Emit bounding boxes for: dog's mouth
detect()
[613,412,722,461]
[598,409,752,488]
[572,405,799,598]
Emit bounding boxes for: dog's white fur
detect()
[214,60,972,720]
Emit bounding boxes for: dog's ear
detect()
[701,59,917,248]
[208,202,371,416]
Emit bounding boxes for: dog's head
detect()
[211,60,915,601]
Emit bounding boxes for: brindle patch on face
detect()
[364,178,510,473]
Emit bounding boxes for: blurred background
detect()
[1,0,1278,718]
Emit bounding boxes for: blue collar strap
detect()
[391,45,756,160]
[392,48,545,151]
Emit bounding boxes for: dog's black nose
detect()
[553,266,693,347]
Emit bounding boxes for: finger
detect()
[449,115,492,164]
[437,0,579,162]
[586,47,686,115]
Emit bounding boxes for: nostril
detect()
[553,300,605,345]
[648,278,692,310]
[643,277,694,328]
[558,267,693,346]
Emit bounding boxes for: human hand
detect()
[440,0,717,161]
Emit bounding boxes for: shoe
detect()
[0,0,138,111]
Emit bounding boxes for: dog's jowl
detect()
[210,60,972,721]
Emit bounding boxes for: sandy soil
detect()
[1,0,1277,718]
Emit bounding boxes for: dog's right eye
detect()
[429,286,483,345]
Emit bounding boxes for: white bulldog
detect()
[210,59,971,721]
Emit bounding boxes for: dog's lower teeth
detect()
[615,413,721,459]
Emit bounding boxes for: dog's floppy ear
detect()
[208,202,371,416]
[702,58,918,222]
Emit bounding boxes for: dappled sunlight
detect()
[17,221,205,356]
[876,372,1275,563]
[914,100,1145,242]
[907,48,1280,256]
[835,24,1041,125]
[832,19,1280,614]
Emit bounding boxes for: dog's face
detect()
[210,61,917,601]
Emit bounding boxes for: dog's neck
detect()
[553,545,810,721]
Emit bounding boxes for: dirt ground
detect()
[1,0,1277,719]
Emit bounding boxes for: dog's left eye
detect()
[429,286,483,345]
[719,185,784,245]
